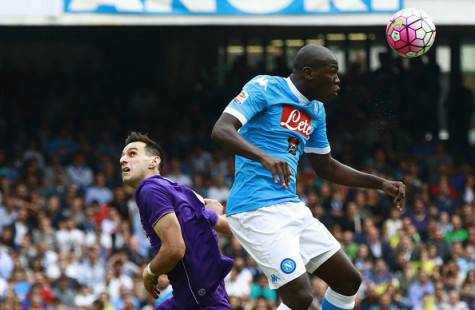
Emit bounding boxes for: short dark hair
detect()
[125,131,165,172]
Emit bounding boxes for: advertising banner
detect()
[64,0,403,15]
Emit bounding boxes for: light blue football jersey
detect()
[223,75,331,215]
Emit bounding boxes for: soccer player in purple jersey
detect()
[212,45,406,310]
[120,132,233,310]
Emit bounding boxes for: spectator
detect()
[51,274,77,307]
[111,285,140,310]
[165,159,192,187]
[364,226,394,267]
[0,196,17,232]
[339,202,363,233]
[191,174,208,197]
[36,241,59,280]
[462,175,474,204]
[445,215,468,243]
[366,259,393,296]
[341,230,359,260]
[190,147,212,174]
[371,293,398,310]
[354,244,373,275]
[252,295,273,310]
[0,151,17,181]
[439,289,470,310]
[0,244,14,280]
[66,153,94,188]
[12,269,31,302]
[107,259,133,301]
[225,268,251,301]
[384,207,402,241]
[410,199,430,239]
[229,296,245,310]
[55,217,84,255]
[74,285,95,308]
[415,247,435,276]
[0,275,7,300]
[32,216,56,251]
[433,177,457,215]
[110,187,130,221]
[85,172,113,205]
[207,173,230,203]
[250,274,277,303]
[408,270,434,308]
[76,245,105,291]
[12,207,30,247]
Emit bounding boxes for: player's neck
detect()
[144,170,160,180]
[289,74,313,100]
[130,171,160,189]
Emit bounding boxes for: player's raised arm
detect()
[211,113,267,163]
[307,152,406,209]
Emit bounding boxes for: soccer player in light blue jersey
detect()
[211,45,405,310]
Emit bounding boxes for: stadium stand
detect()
[0,49,474,310]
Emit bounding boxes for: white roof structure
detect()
[0,0,473,26]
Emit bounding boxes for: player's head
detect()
[120,132,165,188]
[292,44,340,102]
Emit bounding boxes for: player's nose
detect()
[119,156,127,165]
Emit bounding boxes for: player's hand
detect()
[259,155,291,189]
[204,198,224,215]
[142,265,160,299]
[382,180,406,210]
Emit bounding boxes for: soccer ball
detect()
[386,8,436,58]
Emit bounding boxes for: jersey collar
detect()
[285,77,309,105]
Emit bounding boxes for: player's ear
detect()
[149,156,161,170]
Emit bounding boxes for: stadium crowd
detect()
[0,48,474,310]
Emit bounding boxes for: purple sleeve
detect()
[203,208,219,227]
[139,183,174,228]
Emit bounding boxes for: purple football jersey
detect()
[135,175,233,309]
[157,281,230,310]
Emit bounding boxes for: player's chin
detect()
[326,91,339,101]
[122,174,133,184]
[332,86,340,96]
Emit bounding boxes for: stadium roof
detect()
[0,0,473,26]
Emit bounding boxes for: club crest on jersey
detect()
[280,105,312,138]
[233,91,249,104]
[288,136,299,155]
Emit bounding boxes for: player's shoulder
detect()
[137,175,172,196]
[244,75,285,90]
[310,100,326,118]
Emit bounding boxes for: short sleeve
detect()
[138,183,174,228]
[304,103,331,154]
[223,76,269,125]
[203,208,219,227]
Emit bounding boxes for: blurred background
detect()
[0,0,474,309]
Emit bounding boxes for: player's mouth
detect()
[122,167,131,175]
[333,85,340,94]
